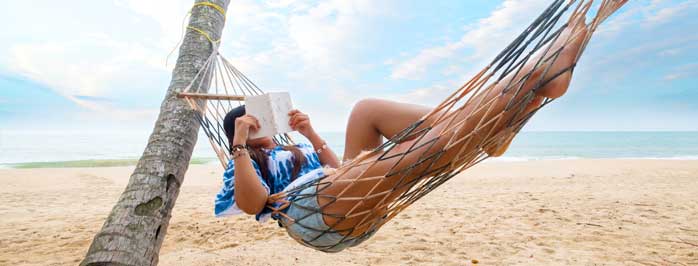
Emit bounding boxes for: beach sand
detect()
[1,159,697,265]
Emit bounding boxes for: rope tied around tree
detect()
[166,1,228,67]
[187,1,227,44]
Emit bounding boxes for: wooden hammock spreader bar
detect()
[177,92,245,101]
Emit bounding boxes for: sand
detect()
[1,159,697,265]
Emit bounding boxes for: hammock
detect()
[179,0,626,252]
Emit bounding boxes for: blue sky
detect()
[1,0,696,132]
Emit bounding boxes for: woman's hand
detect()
[288,109,316,138]
[289,109,341,168]
[233,114,260,145]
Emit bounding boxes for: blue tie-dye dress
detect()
[214,143,325,222]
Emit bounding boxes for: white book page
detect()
[245,92,294,139]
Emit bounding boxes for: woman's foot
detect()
[485,17,589,156]
[534,15,589,99]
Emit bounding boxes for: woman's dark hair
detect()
[223,105,306,184]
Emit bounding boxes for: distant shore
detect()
[1,159,697,265]
[3,155,698,169]
[0,157,218,169]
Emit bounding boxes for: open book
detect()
[244,92,294,139]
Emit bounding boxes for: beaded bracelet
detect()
[231,144,249,159]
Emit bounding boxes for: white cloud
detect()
[197,0,399,85]
[114,0,191,49]
[285,0,397,68]
[658,48,681,57]
[588,34,698,68]
[390,0,549,80]
[219,0,403,121]
[265,0,301,9]
[4,0,251,124]
[389,84,459,107]
[663,63,698,81]
[600,0,697,36]
[2,0,401,131]
[644,1,697,26]
[8,35,164,110]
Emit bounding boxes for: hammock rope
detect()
[178,0,627,251]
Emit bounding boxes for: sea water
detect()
[1,130,697,166]
[313,131,698,161]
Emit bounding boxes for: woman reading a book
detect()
[215,17,586,252]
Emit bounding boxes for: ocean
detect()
[1,130,697,167]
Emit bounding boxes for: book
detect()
[244,92,294,139]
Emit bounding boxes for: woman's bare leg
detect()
[343,99,432,161]
[318,17,590,236]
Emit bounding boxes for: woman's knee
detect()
[350,98,385,117]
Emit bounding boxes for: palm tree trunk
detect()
[81,1,230,265]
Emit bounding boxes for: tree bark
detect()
[81,1,230,265]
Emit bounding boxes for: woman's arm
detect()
[306,131,341,168]
[231,115,269,215]
[289,110,341,168]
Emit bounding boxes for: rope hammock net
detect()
[179,0,626,252]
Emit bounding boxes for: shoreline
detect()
[2,156,697,169]
[3,131,697,169]
[0,157,218,169]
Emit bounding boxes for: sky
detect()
[0,0,696,133]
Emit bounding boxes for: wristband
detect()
[231,144,248,158]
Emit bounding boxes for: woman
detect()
[214,106,341,221]
[215,16,588,252]
[214,101,437,251]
